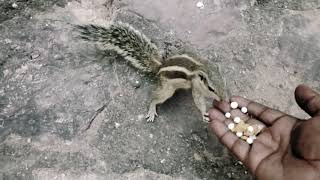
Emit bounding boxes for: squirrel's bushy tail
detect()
[75,22,162,73]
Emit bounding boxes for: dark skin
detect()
[209,85,320,180]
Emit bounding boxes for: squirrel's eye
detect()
[208,86,215,92]
[199,74,205,81]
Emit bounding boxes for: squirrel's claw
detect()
[146,109,158,122]
[203,113,211,123]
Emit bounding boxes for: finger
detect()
[295,84,320,116]
[210,120,250,162]
[223,118,235,127]
[213,100,230,112]
[208,108,226,122]
[231,96,288,125]
[291,117,320,160]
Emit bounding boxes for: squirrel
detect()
[75,22,223,122]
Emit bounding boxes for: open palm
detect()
[209,85,320,180]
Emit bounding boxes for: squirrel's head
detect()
[192,61,226,101]
[192,70,221,101]
[160,53,225,100]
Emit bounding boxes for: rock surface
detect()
[0,0,319,179]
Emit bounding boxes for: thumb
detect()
[295,84,320,117]
[291,118,320,160]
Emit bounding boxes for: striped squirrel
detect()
[75,22,223,122]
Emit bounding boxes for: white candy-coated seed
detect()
[241,107,248,113]
[246,137,254,144]
[236,132,243,137]
[234,117,241,123]
[230,102,238,109]
[258,124,264,131]
[228,123,235,130]
[225,112,231,118]
[250,135,257,140]
[247,126,254,133]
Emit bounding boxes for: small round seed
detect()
[225,112,231,118]
[196,1,205,9]
[228,123,235,130]
[234,117,241,124]
[250,135,257,140]
[241,107,248,113]
[230,102,238,109]
[236,132,243,137]
[247,126,254,133]
[246,137,254,144]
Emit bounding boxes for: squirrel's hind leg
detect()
[146,78,191,122]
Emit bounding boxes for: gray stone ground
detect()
[0,0,320,179]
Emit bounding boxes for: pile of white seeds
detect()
[225,102,261,144]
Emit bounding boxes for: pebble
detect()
[227,173,232,178]
[12,3,18,8]
[4,39,12,44]
[10,44,20,50]
[196,1,205,9]
[230,102,238,109]
[225,112,231,118]
[194,153,202,161]
[53,54,63,60]
[234,117,241,124]
[30,52,40,59]
[150,149,155,154]
[114,122,120,128]
[137,114,144,121]
[132,80,141,88]
[129,78,141,88]
[65,140,72,145]
[241,107,248,113]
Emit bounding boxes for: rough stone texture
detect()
[0,0,319,179]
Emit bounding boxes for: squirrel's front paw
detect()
[202,113,210,123]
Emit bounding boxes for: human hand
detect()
[208,85,320,180]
